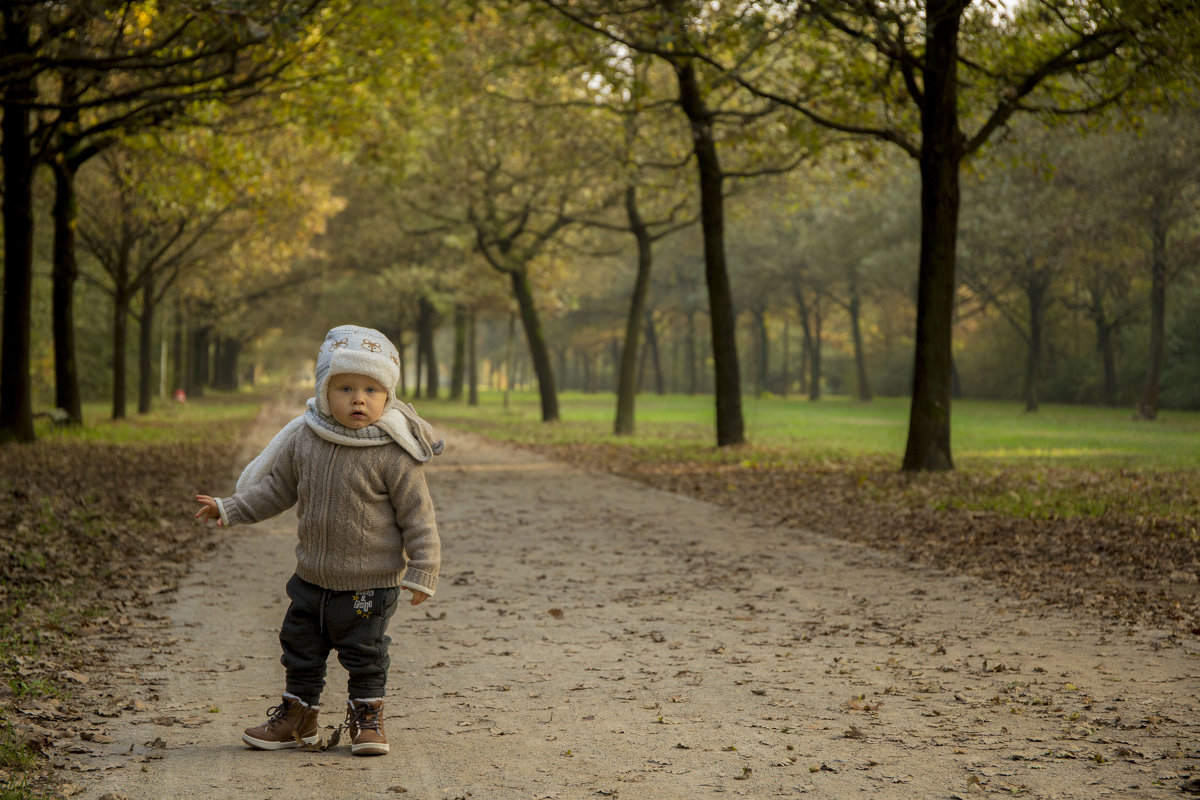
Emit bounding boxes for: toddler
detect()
[195,324,443,756]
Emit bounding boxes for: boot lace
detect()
[347,702,383,734]
[265,700,297,729]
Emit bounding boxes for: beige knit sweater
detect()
[218,425,439,595]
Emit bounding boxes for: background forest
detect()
[3,0,1199,466]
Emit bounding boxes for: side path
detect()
[69,415,1198,799]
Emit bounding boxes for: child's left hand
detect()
[404,588,430,606]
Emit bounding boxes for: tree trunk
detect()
[138,275,156,413]
[450,303,466,400]
[112,288,131,420]
[509,269,559,421]
[51,155,84,424]
[467,307,479,406]
[188,326,209,396]
[1093,311,1119,407]
[503,311,516,410]
[675,60,744,446]
[848,275,872,401]
[615,186,654,435]
[809,303,822,401]
[1135,214,1168,420]
[214,337,240,391]
[644,309,665,395]
[418,296,438,399]
[1022,279,1046,413]
[0,5,37,442]
[901,1,965,471]
[753,307,768,395]
[173,300,185,395]
[781,318,790,398]
[686,311,698,395]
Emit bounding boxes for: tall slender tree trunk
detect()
[1136,215,1168,420]
[1022,280,1046,413]
[418,296,438,400]
[848,274,872,401]
[112,288,131,420]
[781,318,790,398]
[686,311,698,395]
[188,326,209,397]
[450,303,466,401]
[0,5,37,442]
[675,60,744,446]
[172,299,185,394]
[753,307,769,395]
[1093,311,1118,407]
[644,309,665,395]
[615,186,654,435]
[138,275,156,413]
[902,0,966,471]
[503,312,516,410]
[51,155,84,424]
[510,268,559,422]
[467,307,479,406]
[809,304,822,401]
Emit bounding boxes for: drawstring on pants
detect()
[318,588,331,633]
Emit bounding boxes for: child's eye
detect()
[365,387,377,393]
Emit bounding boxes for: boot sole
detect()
[351,742,390,756]
[242,731,320,750]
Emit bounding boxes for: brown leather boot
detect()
[242,695,320,750]
[346,699,389,756]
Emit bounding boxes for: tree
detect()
[0,0,329,441]
[536,0,814,446]
[692,0,1176,468]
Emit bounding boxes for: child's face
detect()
[327,373,388,429]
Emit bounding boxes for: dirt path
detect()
[64,405,1199,800]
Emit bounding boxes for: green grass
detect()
[421,390,1200,471]
[32,389,266,444]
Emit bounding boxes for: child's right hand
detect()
[193,495,223,526]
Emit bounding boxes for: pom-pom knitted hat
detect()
[314,325,401,417]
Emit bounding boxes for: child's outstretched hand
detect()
[194,495,223,526]
[404,588,430,606]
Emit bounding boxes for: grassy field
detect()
[422,390,1200,471]
[32,394,266,444]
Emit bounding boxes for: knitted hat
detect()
[314,325,401,417]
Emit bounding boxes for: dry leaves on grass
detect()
[0,437,238,789]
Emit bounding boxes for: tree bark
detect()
[901,0,965,471]
[809,303,822,402]
[0,5,37,442]
[418,296,438,399]
[1135,211,1168,420]
[51,155,84,424]
[848,275,872,401]
[138,275,156,413]
[467,307,479,406]
[644,309,665,395]
[450,304,466,400]
[111,288,131,420]
[1093,309,1119,407]
[1022,278,1046,413]
[510,268,559,421]
[615,186,654,435]
[675,60,744,446]
[753,307,768,395]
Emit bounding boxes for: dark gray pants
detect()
[279,573,401,706]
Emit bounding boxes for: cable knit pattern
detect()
[220,425,440,595]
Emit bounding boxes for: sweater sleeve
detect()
[221,434,300,526]
[389,459,441,596]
